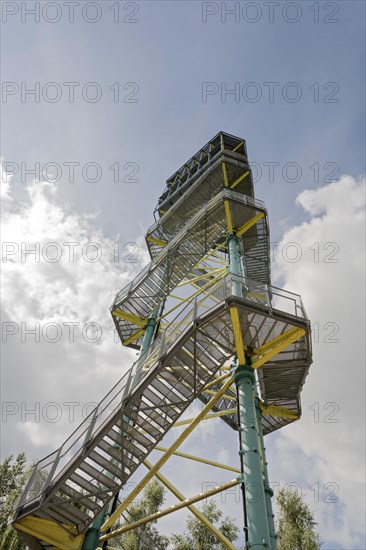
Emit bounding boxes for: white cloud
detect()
[270,175,366,548]
[0,162,148,458]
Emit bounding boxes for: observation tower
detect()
[14,132,312,549]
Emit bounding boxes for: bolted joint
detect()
[232,363,255,386]
[227,232,239,243]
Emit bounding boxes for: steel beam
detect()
[100,478,240,542]
[143,460,237,550]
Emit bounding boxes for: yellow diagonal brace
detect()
[178,267,225,287]
[256,325,305,354]
[204,389,236,401]
[224,200,234,234]
[201,371,231,391]
[100,479,240,542]
[14,517,84,550]
[157,270,226,323]
[101,375,235,532]
[260,403,299,420]
[146,235,168,247]
[232,140,244,153]
[229,306,246,364]
[192,240,227,271]
[111,310,147,327]
[172,408,237,427]
[236,212,264,237]
[230,170,250,190]
[246,290,267,302]
[142,460,236,550]
[154,446,240,473]
[122,327,145,347]
[222,162,229,187]
[252,327,306,370]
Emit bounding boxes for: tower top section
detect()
[154,131,255,220]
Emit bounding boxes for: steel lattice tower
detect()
[14,132,312,550]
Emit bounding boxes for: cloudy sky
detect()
[1,1,365,548]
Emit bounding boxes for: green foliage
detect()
[277,487,322,550]
[170,499,239,550]
[112,479,169,550]
[0,453,31,550]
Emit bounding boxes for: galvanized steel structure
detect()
[13,132,312,549]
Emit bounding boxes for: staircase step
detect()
[117,420,156,450]
[69,472,103,497]
[88,449,124,479]
[43,499,90,525]
[78,462,119,491]
[58,482,100,512]
[103,428,144,461]
[98,437,140,469]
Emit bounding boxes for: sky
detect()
[1,1,365,549]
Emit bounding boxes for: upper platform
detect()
[154,131,254,220]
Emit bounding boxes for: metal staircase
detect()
[13,132,312,550]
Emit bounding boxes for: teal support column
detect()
[233,365,271,548]
[254,392,278,550]
[131,305,160,390]
[81,511,105,550]
[227,232,272,548]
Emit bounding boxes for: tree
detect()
[170,499,239,550]
[111,479,169,550]
[0,453,31,550]
[276,487,322,550]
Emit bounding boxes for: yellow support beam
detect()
[236,212,264,237]
[201,371,231,391]
[156,270,226,324]
[204,389,237,401]
[100,478,240,542]
[155,288,206,325]
[246,290,268,303]
[260,403,299,420]
[177,267,225,287]
[154,446,240,473]
[230,170,250,190]
[101,374,235,532]
[172,408,237,427]
[224,200,234,234]
[146,235,168,247]
[143,460,237,550]
[256,325,305,355]
[192,240,228,271]
[222,162,229,187]
[122,327,145,347]
[111,310,147,327]
[252,326,306,370]
[232,140,244,153]
[14,517,84,550]
[229,306,246,364]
